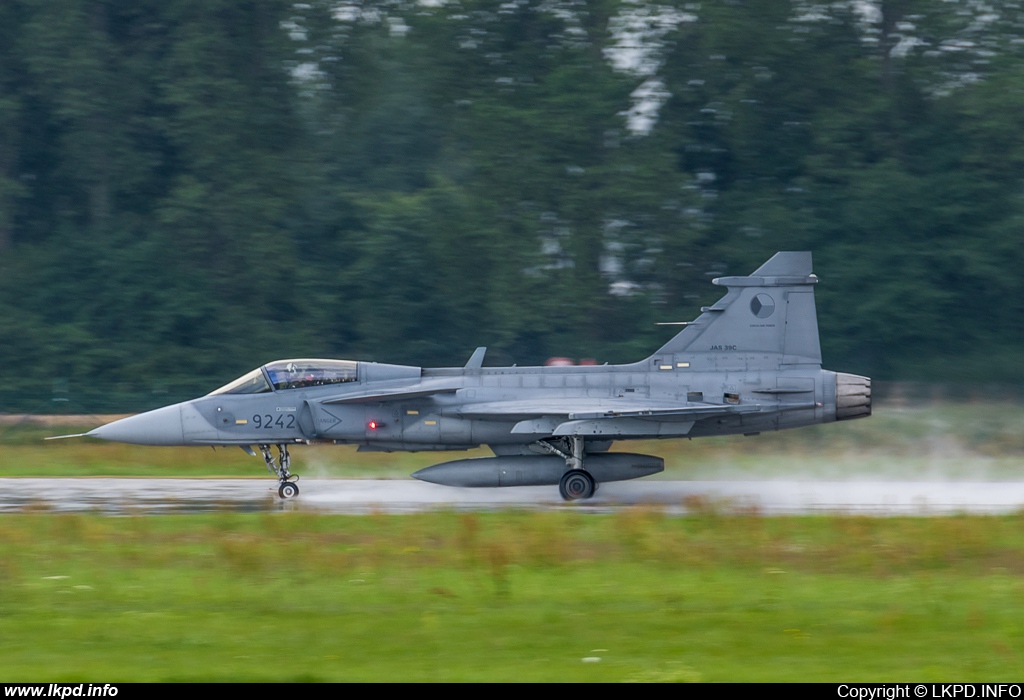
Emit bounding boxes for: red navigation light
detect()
[368,421,379,430]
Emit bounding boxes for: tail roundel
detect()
[653,252,822,367]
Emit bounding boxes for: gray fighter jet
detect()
[53,252,870,500]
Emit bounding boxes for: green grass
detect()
[2,403,1021,681]
[0,510,1022,681]
[3,400,1024,479]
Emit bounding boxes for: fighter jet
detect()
[53,252,870,500]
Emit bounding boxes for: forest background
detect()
[2,0,1023,412]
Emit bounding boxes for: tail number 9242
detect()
[253,414,296,430]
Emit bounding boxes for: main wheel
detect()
[559,470,595,501]
[279,481,300,499]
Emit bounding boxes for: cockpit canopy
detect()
[208,359,359,395]
[208,368,271,395]
[265,359,358,390]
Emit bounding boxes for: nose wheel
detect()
[259,444,300,499]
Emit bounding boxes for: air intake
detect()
[836,373,871,421]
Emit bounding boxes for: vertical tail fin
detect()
[653,252,822,366]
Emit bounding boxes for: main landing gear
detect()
[535,436,596,501]
[259,444,300,499]
[559,469,595,501]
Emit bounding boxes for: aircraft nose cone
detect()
[88,404,185,446]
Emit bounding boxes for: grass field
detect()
[1,402,1023,681]
[2,400,1024,480]
[1,510,1023,681]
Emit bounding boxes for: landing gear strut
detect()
[535,436,596,501]
[259,444,300,499]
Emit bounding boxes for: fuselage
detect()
[87,356,866,450]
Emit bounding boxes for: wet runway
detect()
[1,478,1024,515]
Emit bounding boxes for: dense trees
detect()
[2,0,1024,411]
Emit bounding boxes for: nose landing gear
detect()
[259,444,300,499]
